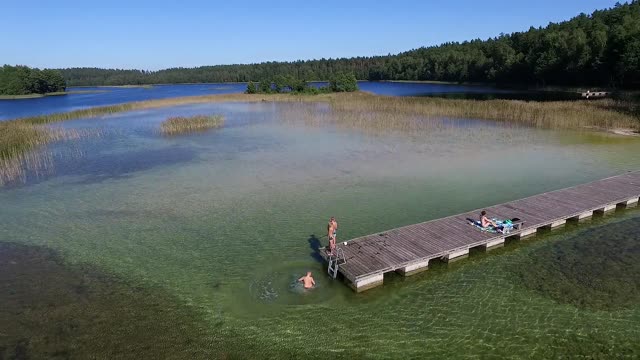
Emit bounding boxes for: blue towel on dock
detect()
[466,218,512,234]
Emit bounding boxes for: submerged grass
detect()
[2,91,637,186]
[0,242,227,359]
[160,114,224,136]
[14,93,312,125]
[514,216,640,310]
[10,92,638,131]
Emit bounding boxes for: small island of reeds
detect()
[159,114,224,136]
[0,121,82,185]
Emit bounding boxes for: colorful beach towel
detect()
[466,218,514,234]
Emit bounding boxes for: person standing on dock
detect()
[327,216,338,255]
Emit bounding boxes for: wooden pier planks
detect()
[320,171,640,290]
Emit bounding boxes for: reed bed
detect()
[0,122,82,161]
[326,93,639,131]
[2,91,637,185]
[276,102,535,146]
[159,115,224,136]
[0,150,55,186]
[0,122,84,186]
[14,93,325,125]
[0,122,51,160]
[8,92,638,131]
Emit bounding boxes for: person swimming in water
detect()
[298,272,316,289]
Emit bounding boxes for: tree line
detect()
[246,73,358,94]
[29,1,640,88]
[0,65,66,95]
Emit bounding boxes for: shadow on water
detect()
[1,145,198,190]
[61,146,196,186]
[307,234,325,263]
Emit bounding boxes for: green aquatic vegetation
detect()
[2,91,637,187]
[160,114,224,136]
[8,91,636,131]
[0,242,224,359]
[1,104,639,357]
[0,122,51,160]
[514,217,640,311]
[8,92,638,131]
[326,93,640,130]
[0,122,58,186]
[0,122,84,186]
[12,93,309,125]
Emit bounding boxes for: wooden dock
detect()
[321,171,640,292]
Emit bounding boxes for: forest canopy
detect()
[18,1,640,88]
[247,73,358,94]
[0,65,66,95]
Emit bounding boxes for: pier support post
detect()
[518,227,537,239]
[444,248,469,262]
[350,273,384,292]
[396,259,429,276]
[481,238,505,250]
[595,203,617,214]
[620,197,639,208]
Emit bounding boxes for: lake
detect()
[0,81,578,120]
[1,98,639,358]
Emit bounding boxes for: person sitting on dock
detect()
[298,272,316,289]
[480,210,499,229]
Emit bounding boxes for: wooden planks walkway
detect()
[321,171,640,292]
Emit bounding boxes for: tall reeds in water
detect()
[9,92,638,131]
[13,93,313,125]
[159,115,224,136]
[0,121,83,186]
[325,93,639,130]
[2,91,637,184]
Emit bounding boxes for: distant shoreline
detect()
[70,80,470,87]
[0,92,67,100]
[67,80,616,94]
[72,83,240,88]
[0,90,109,100]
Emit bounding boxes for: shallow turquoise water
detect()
[1,102,640,358]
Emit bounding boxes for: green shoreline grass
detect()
[160,115,224,136]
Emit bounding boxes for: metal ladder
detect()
[327,247,346,279]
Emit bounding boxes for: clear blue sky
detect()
[3,0,620,70]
